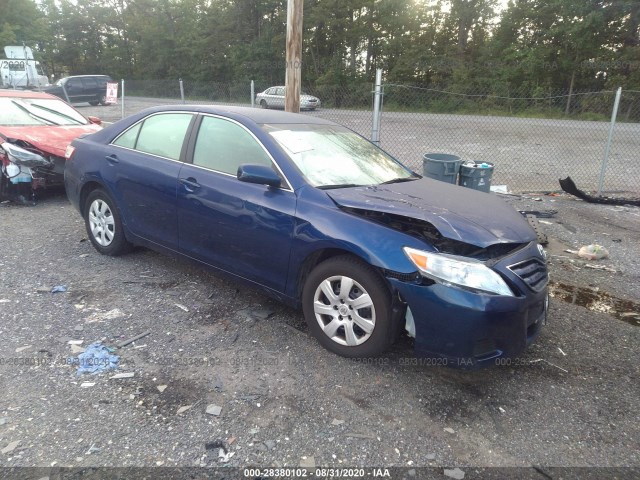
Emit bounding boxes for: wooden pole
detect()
[285,0,303,113]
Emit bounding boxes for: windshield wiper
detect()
[317,183,362,190]
[381,176,419,185]
[29,103,85,125]
[10,100,59,126]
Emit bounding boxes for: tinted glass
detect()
[113,123,142,149]
[275,88,284,96]
[134,113,193,160]
[193,116,272,175]
[82,78,98,88]
[67,78,82,89]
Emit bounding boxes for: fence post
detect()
[371,68,383,145]
[597,87,622,196]
[121,79,125,120]
[251,80,255,107]
[179,78,185,104]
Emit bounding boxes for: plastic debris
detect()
[443,427,455,434]
[219,449,235,463]
[299,456,316,469]
[578,244,609,260]
[51,285,67,293]
[331,419,345,426]
[80,382,95,388]
[157,385,167,393]
[110,372,134,379]
[15,345,32,353]
[86,443,101,454]
[444,468,465,479]
[1,440,20,454]
[175,303,189,312]
[206,404,222,416]
[76,342,119,375]
[176,405,192,414]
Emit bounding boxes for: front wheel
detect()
[302,255,394,358]
[260,99,268,109]
[84,189,131,256]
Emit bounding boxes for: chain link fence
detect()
[378,85,639,194]
[93,79,639,195]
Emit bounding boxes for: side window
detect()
[82,77,98,89]
[113,122,142,149]
[275,87,284,96]
[266,88,275,95]
[67,78,81,89]
[113,113,193,160]
[192,116,272,175]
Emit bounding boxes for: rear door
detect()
[81,77,98,100]
[104,112,196,250]
[176,114,296,292]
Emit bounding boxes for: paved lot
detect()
[79,98,640,194]
[0,190,638,477]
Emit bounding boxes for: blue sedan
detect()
[64,106,548,367]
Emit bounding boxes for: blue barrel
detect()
[458,161,494,193]
[422,153,461,184]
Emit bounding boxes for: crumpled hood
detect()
[326,178,536,248]
[0,124,101,158]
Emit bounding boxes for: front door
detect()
[177,115,296,292]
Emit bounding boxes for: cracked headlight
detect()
[1,142,50,168]
[403,246,514,296]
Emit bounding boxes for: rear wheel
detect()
[84,189,131,256]
[260,99,268,109]
[99,94,108,106]
[89,100,99,106]
[302,255,393,358]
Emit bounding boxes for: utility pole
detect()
[285,0,303,113]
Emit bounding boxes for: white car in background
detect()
[256,86,321,110]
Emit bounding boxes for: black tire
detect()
[260,99,268,109]
[99,94,108,106]
[302,255,394,358]
[84,189,131,256]
[89,101,99,106]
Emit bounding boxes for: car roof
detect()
[0,90,59,100]
[61,75,112,79]
[140,104,335,125]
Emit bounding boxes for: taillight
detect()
[65,145,76,160]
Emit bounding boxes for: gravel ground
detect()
[77,99,640,194]
[0,189,638,479]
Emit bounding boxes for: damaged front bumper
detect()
[1,141,64,196]
[388,241,548,368]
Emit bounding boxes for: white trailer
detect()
[1,46,49,88]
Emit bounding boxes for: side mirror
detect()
[87,116,102,126]
[237,164,281,188]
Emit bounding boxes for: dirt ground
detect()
[0,186,638,479]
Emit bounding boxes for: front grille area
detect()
[508,258,548,292]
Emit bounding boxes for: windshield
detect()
[264,124,415,188]
[0,98,88,126]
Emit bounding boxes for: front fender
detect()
[285,186,432,299]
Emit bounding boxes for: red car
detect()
[0,90,102,204]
